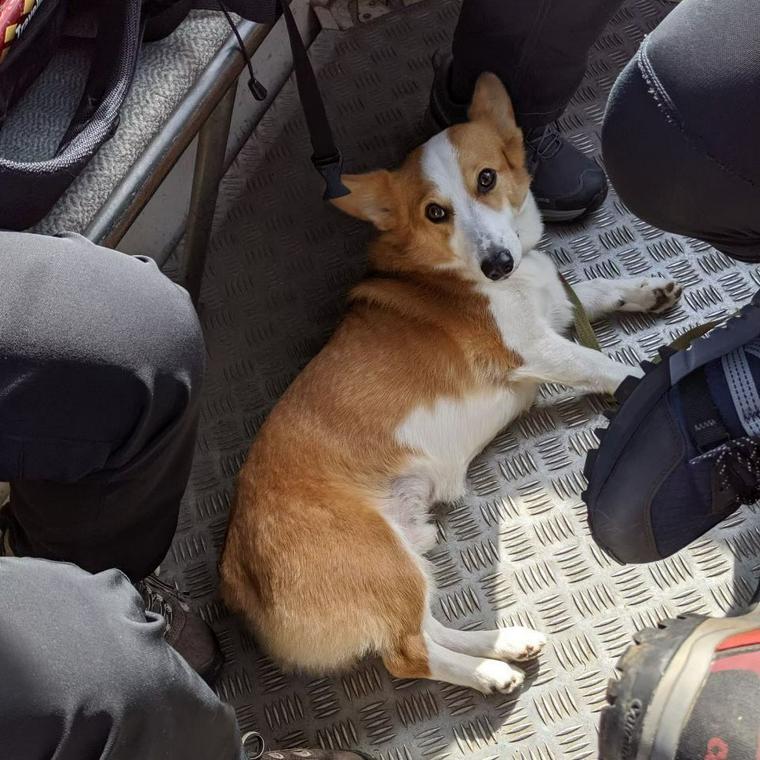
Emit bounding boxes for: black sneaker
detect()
[584,292,760,563]
[523,122,608,222]
[426,54,608,222]
[137,574,224,685]
[600,606,760,760]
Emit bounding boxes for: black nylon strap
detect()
[680,367,731,453]
[278,0,348,200]
[194,0,349,199]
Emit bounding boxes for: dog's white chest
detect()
[480,250,574,350]
[395,386,534,501]
[392,251,568,503]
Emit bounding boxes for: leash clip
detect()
[312,152,350,200]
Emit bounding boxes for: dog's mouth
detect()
[479,249,515,281]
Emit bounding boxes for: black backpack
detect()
[0,0,344,231]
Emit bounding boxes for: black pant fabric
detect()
[0,232,204,580]
[0,558,243,760]
[449,0,624,127]
[602,0,760,261]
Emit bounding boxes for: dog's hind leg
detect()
[383,633,526,694]
[424,614,546,662]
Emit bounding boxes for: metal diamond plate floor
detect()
[162,1,760,757]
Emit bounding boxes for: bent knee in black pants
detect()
[602,0,760,261]
[0,558,241,760]
[0,232,205,579]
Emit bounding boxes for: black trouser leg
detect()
[602,0,760,260]
[450,0,624,127]
[0,232,205,580]
[0,557,242,760]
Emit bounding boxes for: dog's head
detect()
[332,73,542,283]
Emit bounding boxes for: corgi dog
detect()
[220,73,682,694]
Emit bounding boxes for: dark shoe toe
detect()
[532,141,609,222]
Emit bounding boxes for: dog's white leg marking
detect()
[574,277,683,319]
[517,332,642,395]
[423,633,525,694]
[425,615,546,662]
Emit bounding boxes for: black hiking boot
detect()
[136,573,224,685]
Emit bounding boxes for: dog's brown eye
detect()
[478,168,497,193]
[425,203,448,223]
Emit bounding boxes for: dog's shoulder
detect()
[350,268,524,376]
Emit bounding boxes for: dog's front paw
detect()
[492,627,547,662]
[617,278,683,314]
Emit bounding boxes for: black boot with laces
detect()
[137,573,224,685]
[523,122,608,222]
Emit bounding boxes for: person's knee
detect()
[0,558,240,759]
[603,28,760,260]
[3,232,204,392]
[0,559,151,756]
[601,53,679,234]
[0,234,204,479]
[68,236,206,403]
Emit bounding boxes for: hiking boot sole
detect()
[540,183,608,223]
[600,610,760,760]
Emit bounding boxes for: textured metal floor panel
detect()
[162,1,760,757]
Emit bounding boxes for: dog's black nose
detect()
[480,250,514,281]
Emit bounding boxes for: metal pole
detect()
[84,20,269,248]
[183,83,237,306]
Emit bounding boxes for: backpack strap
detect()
[196,0,349,200]
[277,0,348,200]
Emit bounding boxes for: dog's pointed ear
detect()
[330,170,398,231]
[468,72,518,136]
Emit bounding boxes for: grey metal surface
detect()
[162,1,760,757]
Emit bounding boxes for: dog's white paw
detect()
[474,659,525,694]
[491,627,547,662]
[617,278,683,314]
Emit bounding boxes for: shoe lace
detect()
[136,575,190,633]
[692,436,760,505]
[524,122,564,162]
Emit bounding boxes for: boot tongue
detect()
[704,342,760,440]
[704,360,748,439]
